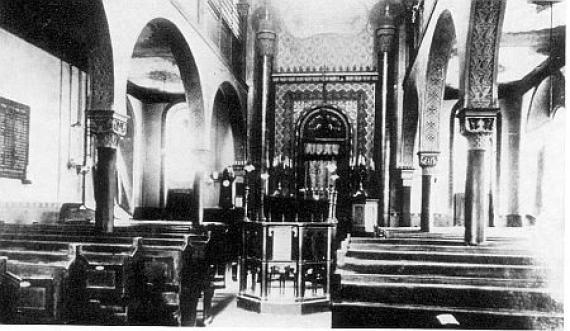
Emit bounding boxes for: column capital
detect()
[418,151,439,169]
[236,0,249,16]
[458,108,497,150]
[256,19,276,57]
[88,110,128,149]
[376,25,396,53]
[375,2,397,53]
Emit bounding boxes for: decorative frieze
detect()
[88,110,128,149]
[272,71,379,84]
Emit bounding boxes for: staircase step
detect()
[337,273,546,288]
[338,282,561,312]
[350,237,529,247]
[346,249,535,265]
[348,242,530,255]
[339,257,545,279]
[332,300,564,329]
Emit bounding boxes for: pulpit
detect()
[237,220,336,314]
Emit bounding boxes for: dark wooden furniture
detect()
[237,221,336,314]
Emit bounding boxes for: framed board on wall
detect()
[0,96,30,182]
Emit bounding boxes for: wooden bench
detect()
[0,238,143,324]
[0,231,209,325]
[0,223,234,326]
[0,245,87,324]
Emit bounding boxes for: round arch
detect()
[127,18,205,140]
[401,83,420,168]
[294,105,352,194]
[418,10,457,153]
[210,82,247,170]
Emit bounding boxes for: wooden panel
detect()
[0,96,30,180]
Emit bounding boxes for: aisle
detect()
[197,286,331,328]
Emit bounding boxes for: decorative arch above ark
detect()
[272,81,376,168]
[295,106,351,196]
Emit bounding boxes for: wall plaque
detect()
[0,96,30,181]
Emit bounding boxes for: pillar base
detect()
[506,214,535,227]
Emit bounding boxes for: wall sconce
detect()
[68,158,91,175]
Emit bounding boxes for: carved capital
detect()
[257,31,276,57]
[376,25,397,53]
[458,108,497,150]
[418,152,439,170]
[88,110,128,149]
[257,18,276,57]
[236,1,249,17]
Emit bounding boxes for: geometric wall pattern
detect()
[275,30,375,72]
[274,81,376,167]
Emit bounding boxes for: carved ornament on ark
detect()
[465,0,504,109]
[88,110,128,149]
[274,83,375,162]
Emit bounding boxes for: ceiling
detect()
[445,0,565,90]
[1,0,563,98]
[0,0,104,70]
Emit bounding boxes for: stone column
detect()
[397,168,414,227]
[256,11,275,221]
[88,110,128,233]
[459,110,496,245]
[501,97,523,226]
[376,5,396,227]
[418,152,439,232]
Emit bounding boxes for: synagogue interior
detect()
[0,0,565,329]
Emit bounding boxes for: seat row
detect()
[0,222,233,326]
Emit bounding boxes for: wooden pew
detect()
[0,256,13,322]
[0,231,208,326]
[0,244,87,324]
[0,238,143,325]
[0,223,234,326]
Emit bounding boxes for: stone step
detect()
[347,242,530,255]
[338,281,561,312]
[379,232,530,241]
[332,300,564,329]
[345,248,535,265]
[338,257,545,279]
[350,237,529,247]
[337,273,546,288]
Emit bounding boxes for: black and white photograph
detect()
[0,0,565,329]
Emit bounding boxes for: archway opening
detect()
[205,84,246,209]
[126,19,204,221]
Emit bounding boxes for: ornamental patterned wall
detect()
[275,31,376,72]
[273,81,376,167]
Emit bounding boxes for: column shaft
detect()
[94,147,116,232]
[397,168,414,227]
[418,152,438,232]
[459,110,496,245]
[88,110,128,233]
[464,149,488,244]
[420,172,433,232]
